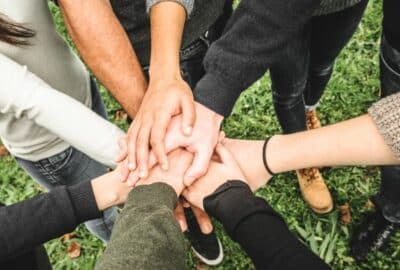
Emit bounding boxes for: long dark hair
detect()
[0,14,35,46]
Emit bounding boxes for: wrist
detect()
[149,61,181,81]
[195,102,224,125]
[91,174,124,211]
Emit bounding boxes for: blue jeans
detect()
[15,79,117,242]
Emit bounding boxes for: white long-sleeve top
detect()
[0,53,124,168]
[0,0,92,161]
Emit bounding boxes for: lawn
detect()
[1,0,399,269]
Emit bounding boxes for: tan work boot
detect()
[295,110,333,214]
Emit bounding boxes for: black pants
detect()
[270,0,368,134]
[375,0,400,224]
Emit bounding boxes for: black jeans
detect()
[270,0,368,134]
[374,0,400,223]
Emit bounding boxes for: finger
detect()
[174,200,188,232]
[182,197,190,208]
[164,117,187,153]
[150,114,170,170]
[191,205,213,234]
[215,143,236,166]
[117,159,130,182]
[115,136,128,162]
[136,122,152,178]
[184,149,212,186]
[218,131,226,143]
[181,97,195,136]
[127,170,140,187]
[127,124,140,171]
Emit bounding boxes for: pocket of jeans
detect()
[47,147,74,174]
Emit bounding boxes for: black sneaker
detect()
[350,209,399,261]
[184,207,223,266]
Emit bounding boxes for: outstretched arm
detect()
[224,112,400,191]
[0,166,130,260]
[96,150,193,270]
[0,53,125,167]
[58,0,147,118]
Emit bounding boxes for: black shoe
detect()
[184,207,223,266]
[350,209,399,261]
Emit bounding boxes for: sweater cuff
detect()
[193,73,242,118]
[67,181,102,224]
[125,183,178,210]
[146,0,194,17]
[368,93,400,160]
[204,180,282,237]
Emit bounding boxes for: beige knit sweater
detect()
[369,93,400,159]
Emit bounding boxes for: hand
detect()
[136,148,193,196]
[136,148,214,234]
[123,77,195,177]
[183,143,247,210]
[174,199,214,234]
[161,102,224,185]
[120,102,224,187]
[91,161,132,211]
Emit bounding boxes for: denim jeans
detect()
[269,0,368,134]
[15,79,118,242]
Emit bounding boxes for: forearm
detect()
[95,183,186,270]
[58,0,146,118]
[267,115,399,173]
[148,1,186,79]
[204,181,330,270]
[0,54,125,168]
[0,181,101,260]
[226,114,400,191]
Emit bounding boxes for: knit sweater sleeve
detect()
[193,0,321,117]
[146,0,194,16]
[0,53,125,168]
[95,183,186,270]
[0,181,101,261]
[368,92,400,159]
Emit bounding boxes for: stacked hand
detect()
[119,95,223,186]
[136,143,249,233]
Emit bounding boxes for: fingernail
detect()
[204,224,212,234]
[179,220,187,232]
[184,126,192,135]
[128,163,136,170]
[139,170,147,178]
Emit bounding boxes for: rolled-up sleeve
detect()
[146,0,194,17]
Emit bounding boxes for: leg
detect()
[303,0,368,107]
[270,28,310,134]
[15,79,118,242]
[270,26,334,214]
[351,0,400,260]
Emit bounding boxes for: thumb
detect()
[181,97,195,136]
[184,149,212,186]
[115,136,128,162]
[215,143,236,166]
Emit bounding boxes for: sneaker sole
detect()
[191,237,224,266]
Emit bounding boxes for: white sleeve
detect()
[0,53,125,168]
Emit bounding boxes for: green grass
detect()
[1,1,399,269]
